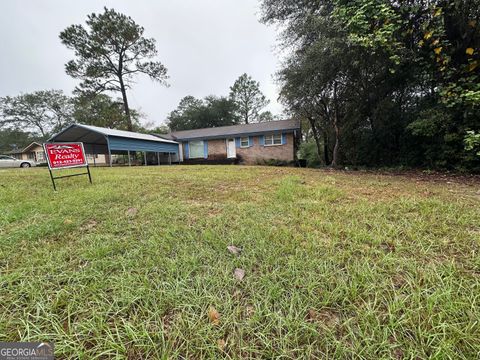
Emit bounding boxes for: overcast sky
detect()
[0,0,284,127]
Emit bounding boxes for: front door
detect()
[227,139,236,158]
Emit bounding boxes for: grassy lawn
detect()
[0,165,479,359]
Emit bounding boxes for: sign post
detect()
[43,142,92,191]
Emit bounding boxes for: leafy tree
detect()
[229,73,270,124]
[60,7,168,131]
[166,96,204,131]
[258,111,277,122]
[149,124,170,135]
[261,0,480,170]
[167,96,239,131]
[465,130,480,156]
[0,128,39,153]
[0,90,73,138]
[72,93,141,130]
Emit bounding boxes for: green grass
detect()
[0,165,479,359]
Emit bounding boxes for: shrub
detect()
[298,140,321,168]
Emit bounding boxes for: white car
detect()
[0,155,37,168]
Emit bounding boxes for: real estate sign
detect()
[44,142,88,169]
[43,142,92,191]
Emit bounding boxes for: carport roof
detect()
[48,123,178,144]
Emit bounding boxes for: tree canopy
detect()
[72,93,141,131]
[229,73,270,124]
[261,0,480,170]
[167,96,240,131]
[0,90,73,138]
[60,7,168,131]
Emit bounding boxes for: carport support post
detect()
[106,136,112,167]
[144,152,147,166]
[127,150,131,166]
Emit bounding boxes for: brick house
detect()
[160,119,301,165]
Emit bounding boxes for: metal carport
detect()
[48,123,179,166]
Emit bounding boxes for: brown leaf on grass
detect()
[380,242,395,253]
[126,207,138,217]
[245,305,255,318]
[234,268,245,281]
[217,339,226,351]
[80,219,97,231]
[63,219,73,225]
[227,245,242,255]
[306,309,340,327]
[392,348,404,360]
[208,306,220,326]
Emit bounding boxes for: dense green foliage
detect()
[0,129,39,153]
[0,90,72,138]
[72,93,141,131]
[1,166,479,357]
[167,96,240,131]
[229,73,270,124]
[261,0,480,170]
[167,74,272,131]
[465,130,480,155]
[60,7,168,131]
[0,91,141,152]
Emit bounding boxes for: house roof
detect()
[48,123,178,144]
[22,142,42,152]
[159,119,300,141]
[5,142,42,155]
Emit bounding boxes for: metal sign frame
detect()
[43,142,92,191]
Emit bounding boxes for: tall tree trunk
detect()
[118,74,132,131]
[308,117,324,165]
[331,121,339,167]
[323,132,330,165]
[331,81,340,167]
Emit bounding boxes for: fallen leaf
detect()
[245,305,254,318]
[126,207,138,217]
[80,219,97,231]
[392,348,404,360]
[466,47,474,56]
[217,339,226,351]
[234,268,245,281]
[63,219,73,225]
[227,245,242,255]
[306,308,340,327]
[208,306,220,325]
[306,309,318,322]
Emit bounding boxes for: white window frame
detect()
[264,133,282,146]
[240,137,249,148]
[36,151,45,161]
[189,140,204,159]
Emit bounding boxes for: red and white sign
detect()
[44,142,88,169]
